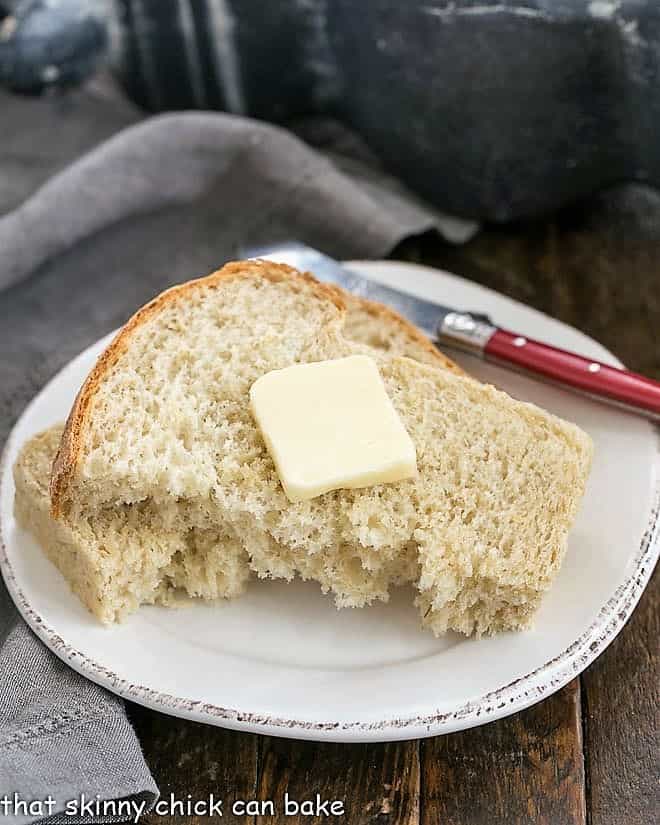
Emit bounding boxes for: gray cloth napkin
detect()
[0,81,475,823]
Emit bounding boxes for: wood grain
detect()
[398,183,659,825]
[581,569,659,825]
[400,186,660,379]
[128,706,258,824]
[257,738,420,824]
[420,681,585,825]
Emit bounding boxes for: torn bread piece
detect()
[39,260,591,633]
[14,427,249,623]
[14,278,462,622]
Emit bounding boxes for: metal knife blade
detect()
[244,242,454,340]
[242,242,660,421]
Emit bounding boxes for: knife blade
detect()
[245,241,455,340]
[244,242,660,421]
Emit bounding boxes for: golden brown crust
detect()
[340,291,465,376]
[50,259,463,517]
[50,259,346,517]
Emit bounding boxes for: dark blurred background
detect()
[2,0,660,221]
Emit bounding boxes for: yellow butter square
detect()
[249,355,417,502]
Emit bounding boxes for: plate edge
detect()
[0,279,658,741]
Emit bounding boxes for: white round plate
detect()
[1,260,658,742]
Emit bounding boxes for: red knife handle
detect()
[484,328,660,417]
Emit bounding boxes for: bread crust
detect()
[50,259,462,517]
[341,291,464,375]
[50,260,345,516]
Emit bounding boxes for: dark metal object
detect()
[2,1,660,221]
[0,0,107,94]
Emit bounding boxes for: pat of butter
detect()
[249,355,417,502]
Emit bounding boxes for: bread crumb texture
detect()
[16,260,592,633]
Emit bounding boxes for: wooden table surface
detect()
[128,186,659,825]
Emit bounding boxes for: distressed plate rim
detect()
[1,259,658,742]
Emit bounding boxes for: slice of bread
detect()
[14,426,250,623]
[14,286,460,623]
[38,260,591,633]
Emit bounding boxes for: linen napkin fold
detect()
[0,613,158,825]
[0,84,475,824]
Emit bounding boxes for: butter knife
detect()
[246,242,660,421]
